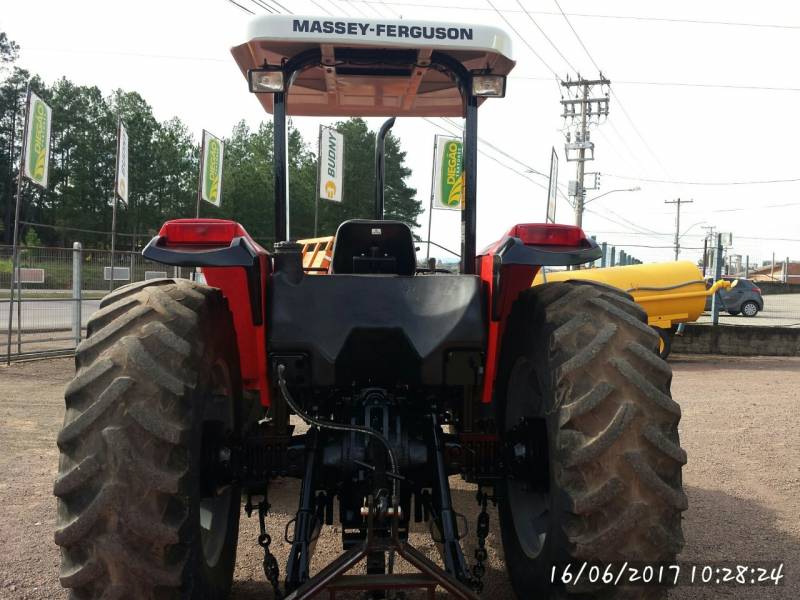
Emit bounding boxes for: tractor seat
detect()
[330,220,416,276]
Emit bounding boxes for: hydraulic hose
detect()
[625,279,706,293]
[276,364,400,499]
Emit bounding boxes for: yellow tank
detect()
[532,261,729,329]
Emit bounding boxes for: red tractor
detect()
[55,14,685,600]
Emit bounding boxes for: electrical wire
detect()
[605,173,800,186]
[552,0,673,179]
[353,2,800,31]
[484,0,560,78]
[225,0,255,14]
[514,0,577,72]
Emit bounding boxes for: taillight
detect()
[507,223,587,246]
[752,287,761,294]
[159,219,248,245]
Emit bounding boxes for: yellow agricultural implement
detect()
[297,235,334,274]
[533,261,730,358]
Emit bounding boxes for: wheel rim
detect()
[504,357,550,560]
[199,360,235,568]
[743,302,757,316]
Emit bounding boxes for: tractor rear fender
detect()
[477,223,601,404]
[143,219,271,406]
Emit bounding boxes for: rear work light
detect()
[248,67,285,93]
[471,74,506,97]
[507,223,588,247]
[159,219,249,245]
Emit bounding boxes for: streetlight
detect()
[583,186,641,205]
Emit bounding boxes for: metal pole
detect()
[314,125,321,238]
[109,118,121,293]
[771,252,775,281]
[619,250,626,266]
[702,237,708,277]
[711,234,723,326]
[600,241,607,267]
[273,91,289,244]
[574,83,588,230]
[196,130,206,218]
[4,86,19,245]
[665,198,693,260]
[785,257,790,284]
[609,246,616,267]
[6,85,30,365]
[374,117,395,220]
[745,255,749,279]
[462,94,478,275]
[72,242,82,346]
[426,136,438,264]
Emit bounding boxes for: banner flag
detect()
[318,125,344,202]
[546,147,558,223]
[432,135,463,211]
[22,91,52,188]
[115,121,129,205]
[200,130,224,207]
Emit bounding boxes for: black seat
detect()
[330,220,417,276]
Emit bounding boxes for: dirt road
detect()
[1,355,797,599]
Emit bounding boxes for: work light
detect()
[248,67,285,93]
[471,74,506,97]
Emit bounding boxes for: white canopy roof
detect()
[230,15,516,117]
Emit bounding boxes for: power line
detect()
[514,0,577,72]
[553,0,601,72]
[248,0,276,14]
[606,173,800,186]
[484,0,560,78]
[513,75,800,93]
[308,0,334,16]
[552,0,672,179]
[352,2,800,31]
[423,118,549,192]
[225,0,255,14]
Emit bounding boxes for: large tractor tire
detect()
[496,281,686,599]
[55,279,242,599]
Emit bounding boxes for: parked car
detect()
[705,277,764,316]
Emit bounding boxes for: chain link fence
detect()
[1,244,187,362]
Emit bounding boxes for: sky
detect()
[3,0,800,267]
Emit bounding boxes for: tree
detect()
[313,118,421,239]
[0,34,421,250]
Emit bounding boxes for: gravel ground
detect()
[0,354,797,599]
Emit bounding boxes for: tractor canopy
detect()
[230,14,516,117]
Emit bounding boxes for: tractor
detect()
[54,14,686,600]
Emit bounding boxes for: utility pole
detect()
[665,198,693,261]
[560,74,611,230]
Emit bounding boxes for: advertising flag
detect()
[23,91,52,188]
[201,130,225,207]
[432,135,463,211]
[115,121,129,205]
[318,125,344,202]
[546,147,558,223]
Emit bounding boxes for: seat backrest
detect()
[330,220,416,276]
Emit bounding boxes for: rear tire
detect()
[496,281,686,599]
[55,279,242,599]
[741,301,759,317]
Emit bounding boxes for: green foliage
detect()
[0,31,421,249]
[23,227,41,247]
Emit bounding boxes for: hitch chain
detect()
[469,489,493,593]
[254,498,283,600]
